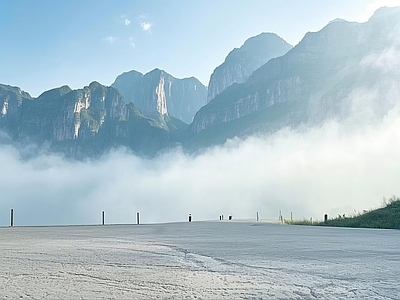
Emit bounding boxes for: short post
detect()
[10,209,14,227]
[291,212,293,222]
[324,214,328,223]
[189,214,192,222]
[256,212,259,222]
[137,212,140,225]
[102,211,105,225]
[229,215,232,220]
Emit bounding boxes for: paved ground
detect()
[0,221,399,299]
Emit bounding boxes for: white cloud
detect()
[141,22,152,32]
[103,36,117,44]
[129,37,136,48]
[361,46,400,73]
[124,19,131,26]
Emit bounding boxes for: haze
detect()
[1,99,400,226]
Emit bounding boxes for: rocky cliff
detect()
[0,81,187,158]
[207,33,292,103]
[18,82,126,143]
[190,7,400,139]
[0,84,32,138]
[112,69,207,124]
[2,7,399,158]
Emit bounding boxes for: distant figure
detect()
[189,214,192,222]
[219,215,222,220]
[229,215,232,220]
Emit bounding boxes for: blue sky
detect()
[1,0,399,97]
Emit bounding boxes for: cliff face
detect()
[2,7,399,158]
[18,82,126,143]
[191,76,307,134]
[0,81,186,158]
[112,69,206,124]
[190,7,400,137]
[207,33,292,103]
[0,84,32,138]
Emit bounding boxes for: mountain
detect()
[0,82,187,158]
[112,69,207,124]
[0,84,33,139]
[207,33,292,103]
[188,6,400,148]
[2,7,400,159]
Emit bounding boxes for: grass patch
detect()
[287,196,400,230]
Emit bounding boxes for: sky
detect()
[1,0,400,97]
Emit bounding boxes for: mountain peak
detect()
[207,32,292,103]
[147,68,167,78]
[369,6,400,21]
[112,68,206,124]
[37,85,71,100]
[328,18,346,24]
[88,81,104,89]
[0,84,32,99]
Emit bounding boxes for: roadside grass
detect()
[286,196,400,230]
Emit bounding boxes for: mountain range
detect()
[1,6,399,159]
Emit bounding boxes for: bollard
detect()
[102,211,105,225]
[219,215,221,220]
[189,214,192,222]
[256,212,259,222]
[10,209,14,227]
[137,212,140,225]
[229,215,232,221]
[291,212,293,222]
[324,214,328,223]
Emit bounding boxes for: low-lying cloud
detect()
[1,103,400,226]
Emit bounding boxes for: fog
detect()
[1,101,400,226]
[1,39,400,227]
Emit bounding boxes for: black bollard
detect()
[137,212,140,225]
[102,211,105,225]
[229,215,232,221]
[10,209,14,227]
[189,214,192,222]
[324,214,328,223]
